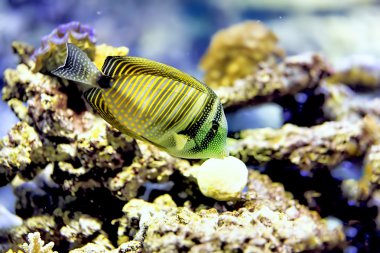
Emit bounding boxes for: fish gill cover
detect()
[0,13,379,253]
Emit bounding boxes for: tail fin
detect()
[51,43,101,86]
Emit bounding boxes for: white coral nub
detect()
[193,156,248,201]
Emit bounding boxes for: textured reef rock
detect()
[115,171,344,253]
[200,21,284,88]
[0,122,43,185]
[319,82,380,121]
[329,63,380,90]
[231,119,373,170]
[216,53,330,112]
[1,21,379,252]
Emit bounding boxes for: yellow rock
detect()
[94,44,129,69]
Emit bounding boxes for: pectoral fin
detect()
[173,133,189,151]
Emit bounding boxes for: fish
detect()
[51,43,228,159]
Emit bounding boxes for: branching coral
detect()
[7,213,113,252]
[8,216,60,247]
[19,232,57,253]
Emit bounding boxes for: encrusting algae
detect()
[0,21,379,252]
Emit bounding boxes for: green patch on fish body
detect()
[52,43,228,159]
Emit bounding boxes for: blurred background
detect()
[1,0,380,137]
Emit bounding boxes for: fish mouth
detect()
[209,149,229,160]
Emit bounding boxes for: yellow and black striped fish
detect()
[51,43,228,159]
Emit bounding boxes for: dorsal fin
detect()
[101,56,211,94]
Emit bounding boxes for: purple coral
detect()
[32,21,96,73]
[48,21,95,45]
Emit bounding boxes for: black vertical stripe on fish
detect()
[190,102,223,153]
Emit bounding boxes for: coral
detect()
[5,232,57,253]
[342,121,380,201]
[190,156,248,201]
[12,41,35,69]
[200,21,284,88]
[231,119,373,170]
[32,21,96,73]
[105,140,187,201]
[68,243,113,253]
[320,63,380,202]
[216,53,330,111]
[19,232,57,253]
[329,65,380,90]
[369,190,380,229]
[243,171,345,252]
[6,212,113,252]
[0,122,44,185]
[7,216,59,246]
[342,145,380,200]
[319,82,380,121]
[59,214,103,247]
[115,171,344,253]
[3,20,380,252]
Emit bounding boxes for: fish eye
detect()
[97,75,113,88]
[211,121,219,133]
